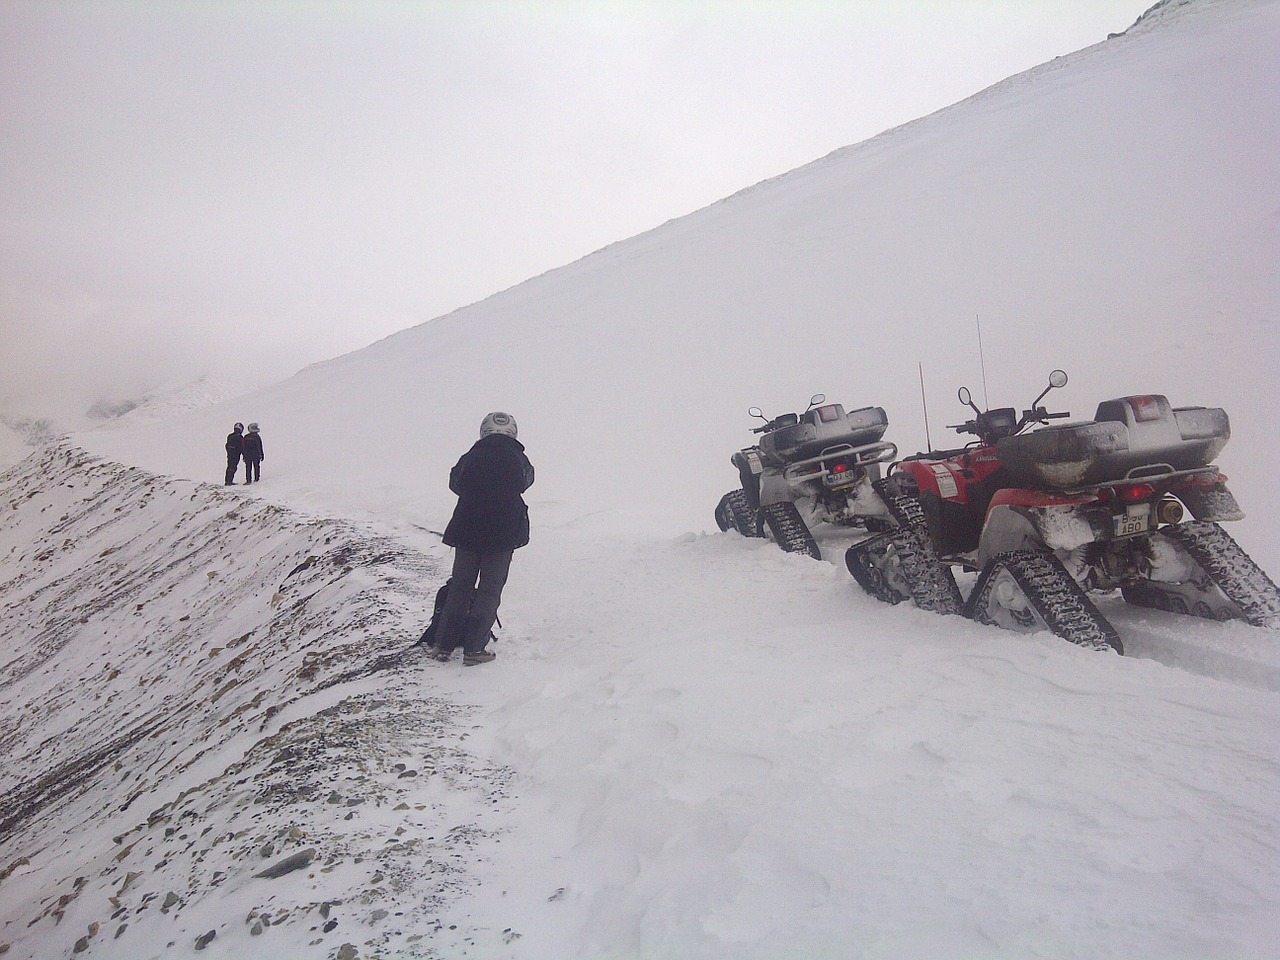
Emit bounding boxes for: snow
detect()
[88,377,247,431]
[0,376,245,472]
[446,531,1280,958]
[3,1,1280,958]
[0,422,30,470]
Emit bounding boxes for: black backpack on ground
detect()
[416,579,499,647]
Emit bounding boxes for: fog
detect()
[1,1,1151,421]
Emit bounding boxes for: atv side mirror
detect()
[957,386,981,415]
[806,393,826,410]
[1031,369,1069,410]
[748,406,765,420]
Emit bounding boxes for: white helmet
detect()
[480,411,517,438]
[247,422,259,432]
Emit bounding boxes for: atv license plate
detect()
[1113,507,1150,537]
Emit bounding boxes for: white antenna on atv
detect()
[976,314,990,408]
[918,361,932,452]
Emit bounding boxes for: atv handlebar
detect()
[947,370,1071,442]
[945,408,1070,442]
[748,395,825,434]
[750,413,802,434]
[1019,409,1071,428]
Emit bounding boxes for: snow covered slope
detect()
[78,0,1280,571]
[3,443,1279,959]
[4,2,1279,958]
[0,446,517,958]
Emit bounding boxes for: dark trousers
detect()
[225,454,241,485]
[244,458,261,483]
[435,547,513,655]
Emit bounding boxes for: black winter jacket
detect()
[442,434,535,552]
[243,432,264,462]
[226,432,243,457]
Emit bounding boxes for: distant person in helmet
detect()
[224,422,244,485]
[242,422,264,484]
[432,411,535,666]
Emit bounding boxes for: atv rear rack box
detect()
[996,395,1230,489]
[759,404,889,466]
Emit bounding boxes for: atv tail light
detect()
[1118,483,1156,503]
[831,463,849,473]
[1157,498,1185,524]
[1128,395,1163,422]
[1180,471,1228,488]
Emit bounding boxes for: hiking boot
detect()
[431,648,454,662]
[463,651,496,666]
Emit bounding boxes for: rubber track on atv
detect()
[845,527,964,614]
[873,480,929,531]
[1120,580,1232,621]
[1159,521,1280,627]
[715,489,761,538]
[757,501,821,559]
[845,531,905,605]
[866,480,964,614]
[966,550,1123,653]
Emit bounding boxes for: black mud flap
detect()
[1176,484,1245,523]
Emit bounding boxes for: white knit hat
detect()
[480,411,517,438]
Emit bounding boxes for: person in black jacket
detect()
[242,422,264,483]
[432,411,534,666]
[224,423,244,485]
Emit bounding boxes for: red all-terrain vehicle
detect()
[847,370,1280,653]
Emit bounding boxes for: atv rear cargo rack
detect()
[996,395,1230,489]
[1060,463,1220,496]
[782,440,898,486]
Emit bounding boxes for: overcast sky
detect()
[0,0,1153,416]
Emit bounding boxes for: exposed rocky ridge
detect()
[0,446,512,959]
